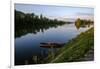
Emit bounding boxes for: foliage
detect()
[15,10,66,38]
[75,18,93,29]
[47,27,94,63]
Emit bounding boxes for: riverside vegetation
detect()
[46,27,94,63]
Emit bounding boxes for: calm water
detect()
[15,23,91,65]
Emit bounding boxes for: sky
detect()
[15,3,94,22]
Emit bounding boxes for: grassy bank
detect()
[48,27,94,63]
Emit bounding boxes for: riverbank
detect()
[48,27,94,63]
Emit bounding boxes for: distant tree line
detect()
[15,10,66,27]
[75,18,94,29]
[15,10,66,37]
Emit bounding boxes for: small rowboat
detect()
[40,42,65,48]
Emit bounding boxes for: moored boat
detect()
[40,42,65,48]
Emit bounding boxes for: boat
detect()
[40,42,65,48]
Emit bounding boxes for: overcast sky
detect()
[15,3,94,21]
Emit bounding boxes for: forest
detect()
[15,10,67,37]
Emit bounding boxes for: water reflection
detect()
[15,22,93,65]
[15,21,93,38]
[15,22,66,38]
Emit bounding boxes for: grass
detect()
[47,27,94,63]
